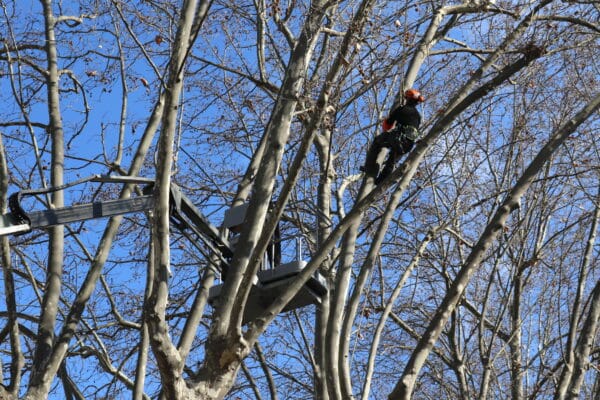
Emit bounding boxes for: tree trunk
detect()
[510,270,524,400]
[566,279,600,399]
[0,133,22,399]
[28,1,65,396]
[555,184,600,399]
[145,0,206,398]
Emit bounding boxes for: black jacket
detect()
[386,102,421,130]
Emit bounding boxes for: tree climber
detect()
[361,88,425,184]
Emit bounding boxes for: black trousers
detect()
[364,131,414,182]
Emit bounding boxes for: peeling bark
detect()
[28,1,65,396]
[146,0,206,397]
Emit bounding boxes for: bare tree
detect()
[0,0,599,399]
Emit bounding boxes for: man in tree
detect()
[361,89,425,184]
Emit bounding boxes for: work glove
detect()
[382,119,394,132]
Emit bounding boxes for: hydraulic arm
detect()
[0,175,231,259]
[1,174,326,320]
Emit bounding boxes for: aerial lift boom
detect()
[0,175,326,322]
[0,175,231,259]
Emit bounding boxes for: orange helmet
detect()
[404,88,425,103]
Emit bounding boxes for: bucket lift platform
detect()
[208,260,327,324]
[208,203,327,323]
